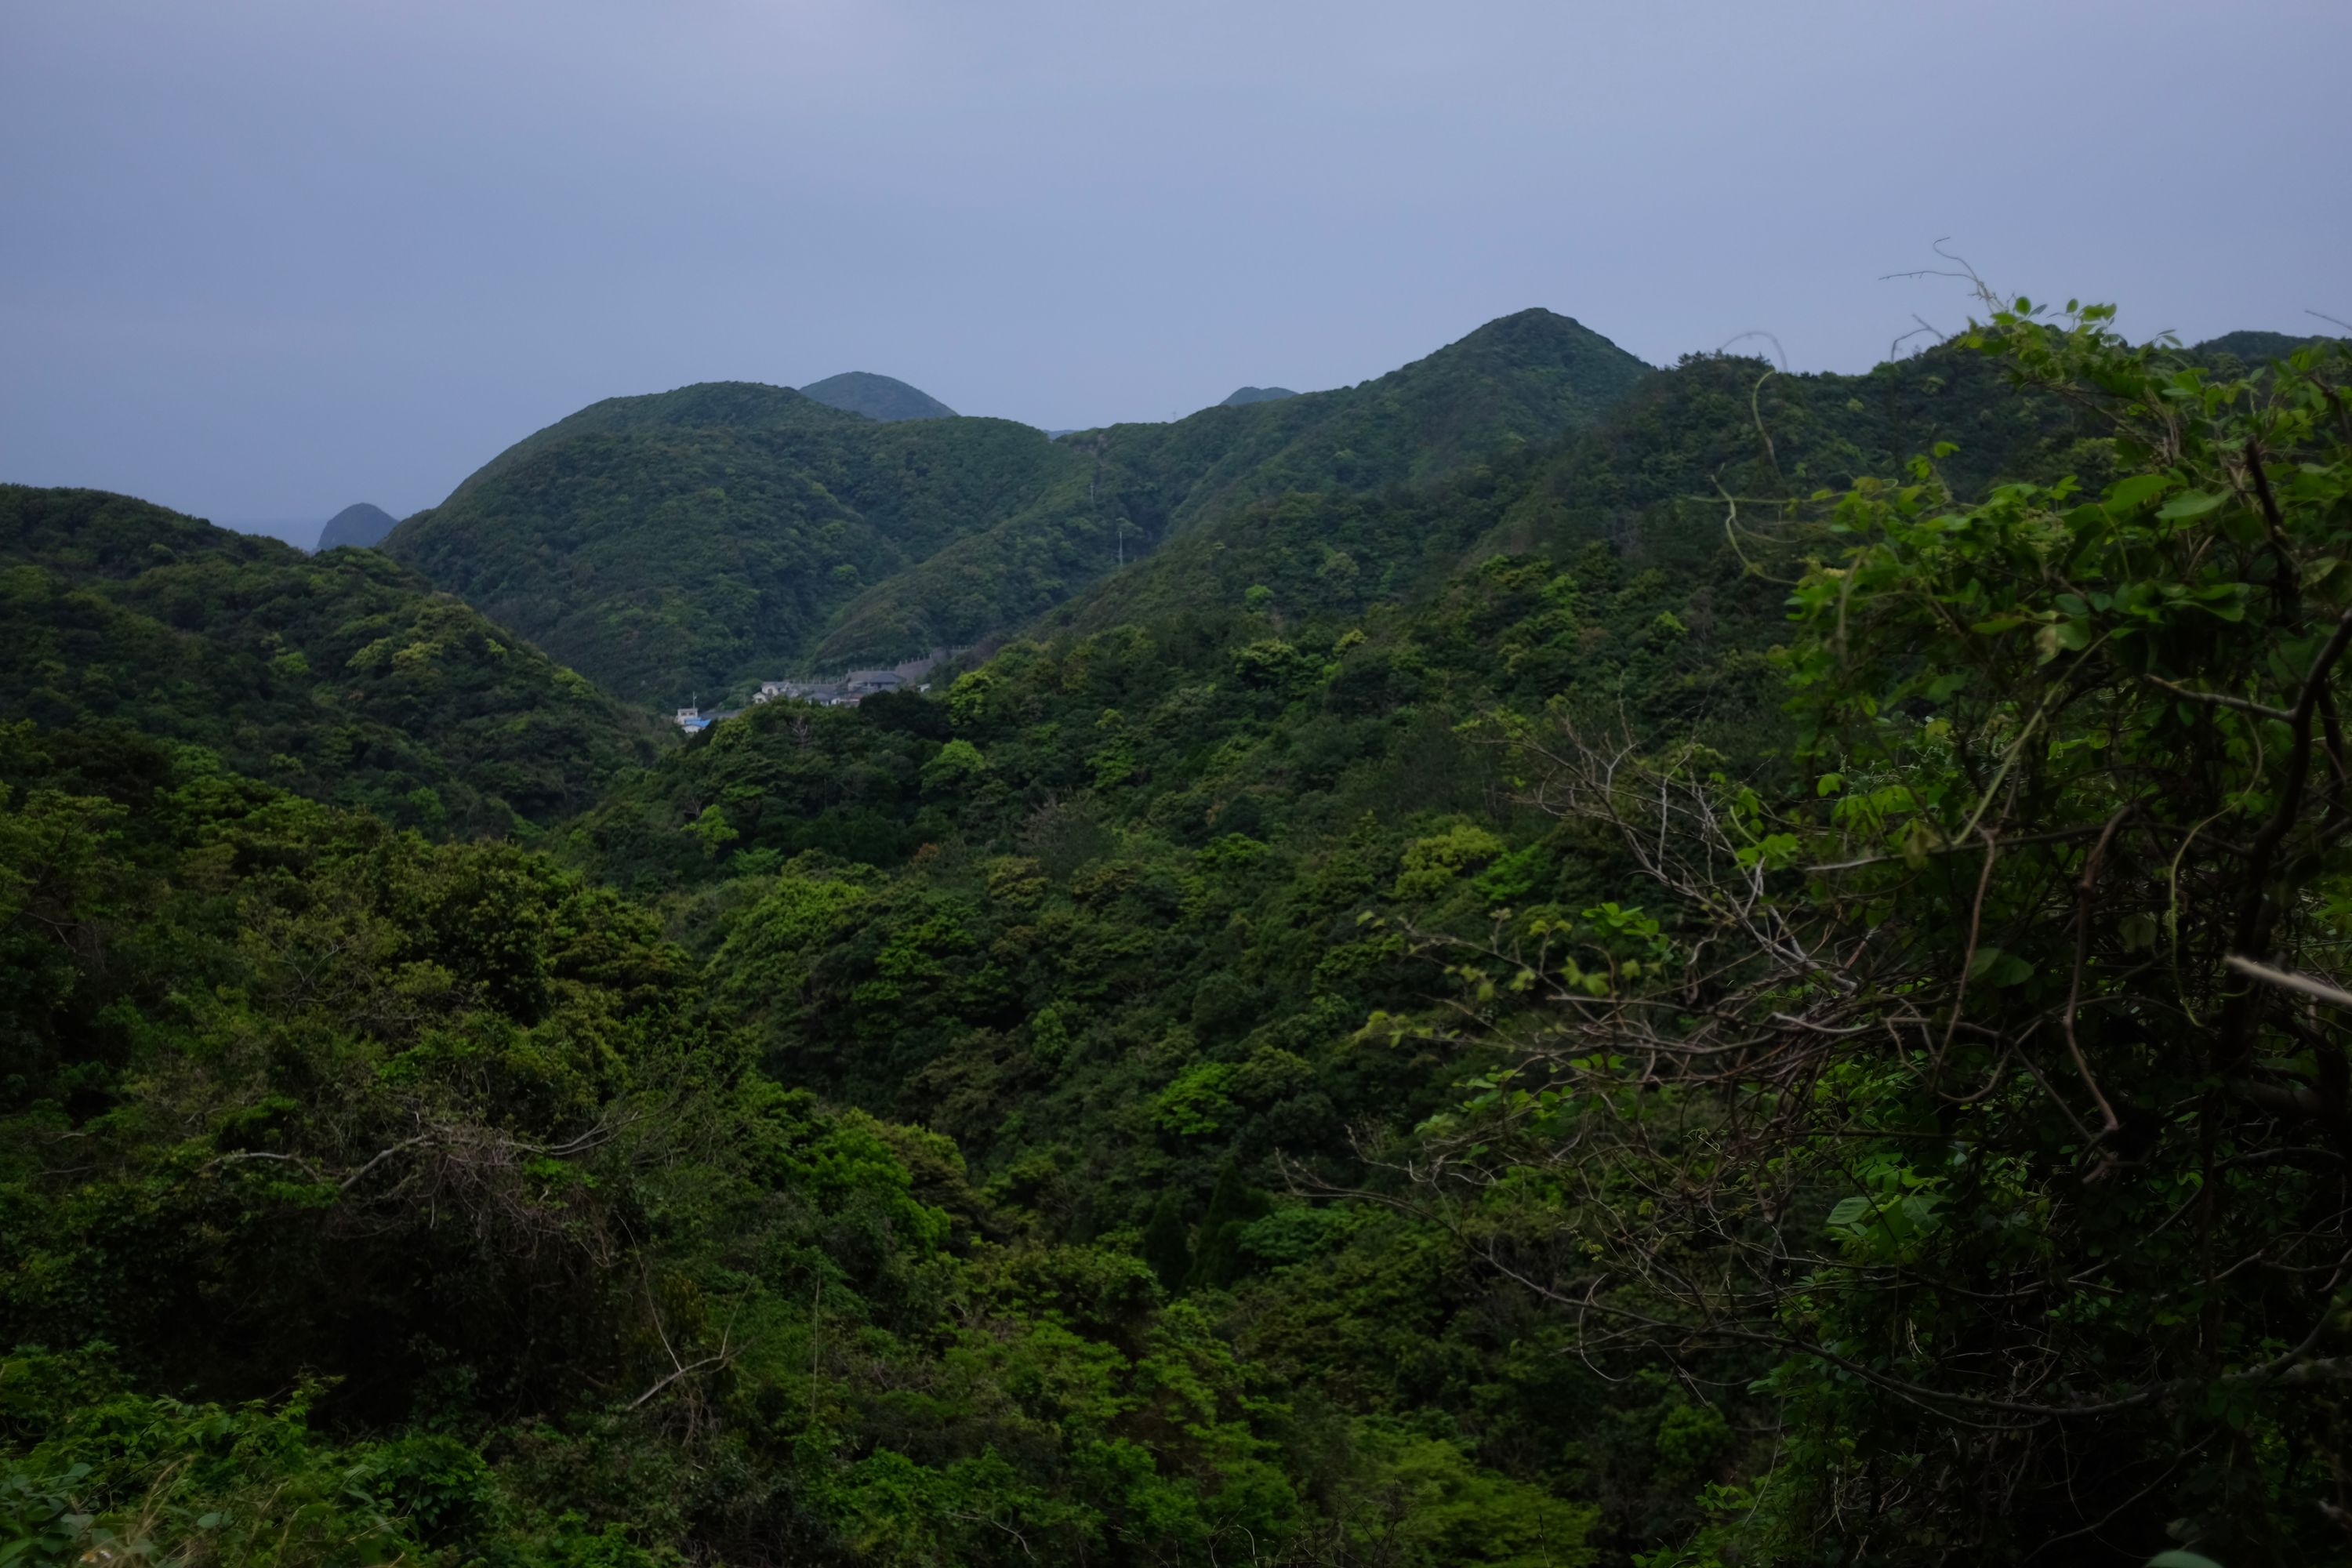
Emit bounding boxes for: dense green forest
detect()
[8,306,2350,1566]
[1036,339,2080,641]
[383,383,1105,702]
[0,486,659,832]
[382,311,1648,700]
[820,312,1650,668]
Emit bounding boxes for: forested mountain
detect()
[1086,310,1650,544]
[383,387,1096,703]
[423,379,861,505]
[2190,328,2339,369]
[0,485,660,830]
[800,371,959,421]
[317,500,399,550]
[802,310,1650,666]
[378,311,1648,700]
[1035,337,2075,641]
[14,313,2352,1566]
[1220,385,1297,406]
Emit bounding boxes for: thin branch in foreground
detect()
[2224,953,2352,1012]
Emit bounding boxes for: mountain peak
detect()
[317,502,398,551]
[800,372,956,422]
[1220,386,1298,408]
[2191,329,2341,364]
[1439,307,1647,369]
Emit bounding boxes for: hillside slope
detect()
[1116,309,1650,518]
[376,314,1649,693]
[804,309,1650,664]
[384,388,1095,703]
[1036,338,2079,640]
[0,485,660,830]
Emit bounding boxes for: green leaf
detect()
[2157,491,2225,520]
[2145,1552,2224,1568]
[2103,474,2169,511]
[1965,947,2034,986]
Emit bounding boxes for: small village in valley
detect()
[671,647,965,731]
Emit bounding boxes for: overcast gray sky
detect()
[4,1,2346,542]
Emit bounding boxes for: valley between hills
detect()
[6,307,2351,1566]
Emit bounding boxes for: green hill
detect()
[1098,308,1651,532]
[0,485,660,830]
[2189,328,2339,365]
[1040,336,2077,640]
[315,501,397,550]
[384,388,1097,703]
[803,309,1651,664]
[1218,385,1297,406]
[428,379,861,506]
[800,369,958,421]
[378,312,1651,696]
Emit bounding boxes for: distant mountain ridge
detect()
[811,309,1653,663]
[800,372,956,422]
[1040,336,2083,643]
[317,502,398,550]
[382,309,1651,698]
[1219,386,1297,406]
[2190,329,2341,364]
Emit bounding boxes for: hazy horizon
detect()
[5,0,2347,535]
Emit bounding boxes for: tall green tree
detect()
[1411,306,2352,1559]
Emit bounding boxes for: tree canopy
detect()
[0,485,660,833]
[8,302,2348,1565]
[384,311,1650,698]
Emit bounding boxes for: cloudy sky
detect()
[4,1,2346,542]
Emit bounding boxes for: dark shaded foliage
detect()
[0,485,659,833]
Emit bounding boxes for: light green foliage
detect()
[1338,1427,1599,1568]
[688,802,739,855]
[919,737,989,793]
[1394,821,1508,898]
[1154,1062,1239,1135]
[1,1352,429,1567]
